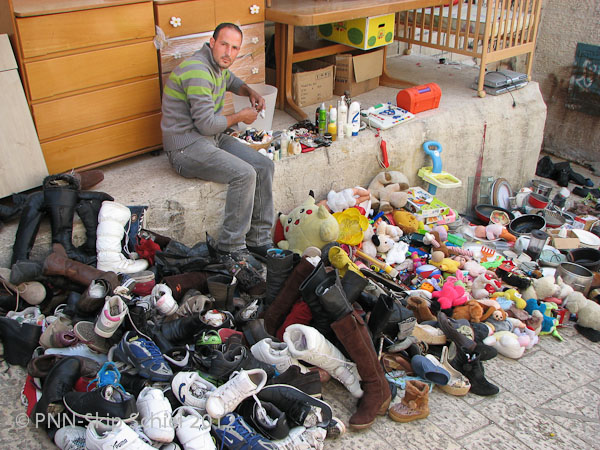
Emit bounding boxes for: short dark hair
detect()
[213,23,243,41]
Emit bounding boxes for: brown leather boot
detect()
[406,296,436,323]
[388,379,429,422]
[263,257,315,335]
[330,310,392,430]
[163,271,210,301]
[43,243,111,287]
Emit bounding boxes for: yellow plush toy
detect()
[492,288,526,309]
[429,251,460,274]
[278,195,340,255]
[393,210,419,235]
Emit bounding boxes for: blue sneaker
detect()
[212,412,276,449]
[114,331,173,382]
[87,361,125,392]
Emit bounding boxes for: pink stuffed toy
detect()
[432,276,469,310]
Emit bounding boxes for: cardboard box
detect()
[327,49,383,97]
[292,60,334,107]
[547,229,580,250]
[317,14,395,50]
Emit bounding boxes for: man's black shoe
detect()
[267,365,322,398]
[247,244,275,263]
[258,384,332,428]
[238,398,290,440]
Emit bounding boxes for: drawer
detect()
[215,0,264,26]
[33,78,161,141]
[26,40,159,101]
[17,2,155,59]
[155,0,215,39]
[160,22,264,77]
[41,113,162,174]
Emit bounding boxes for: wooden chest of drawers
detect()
[3,0,162,174]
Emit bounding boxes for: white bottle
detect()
[337,96,347,140]
[280,130,289,158]
[348,101,360,136]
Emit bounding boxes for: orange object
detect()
[396,83,442,114]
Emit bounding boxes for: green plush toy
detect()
[277,195,340,255]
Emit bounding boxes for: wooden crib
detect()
[395,0,544,97]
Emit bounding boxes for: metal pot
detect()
[474,204,515,225]
[508,214,546,237]
[531,179,552,198]
[567,248,600,272]
[555,262,593,297]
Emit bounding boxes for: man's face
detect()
[209,27,242,69]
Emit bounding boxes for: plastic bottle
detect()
[280,131,289,159]
[348,100,360,136]
[337,97,347,140]
[328,105,337,140]
[318,103,327,136]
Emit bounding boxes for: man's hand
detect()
[239,84,265,112]
[238,107,259,124]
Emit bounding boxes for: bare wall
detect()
[533,0,600,171]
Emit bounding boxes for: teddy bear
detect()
[423,230,449,257]
[277,194,339,255]
[393,210,419,235]
[452,300,484,322]
[321,186,371,213]
[470,273,502,299]
[367,171,410,213]
[431,276,468,310]
[376,222,403,241]
[429,251,461,274]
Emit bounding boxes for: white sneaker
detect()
[95,295,128,338]
[85,419,155,449]
[171,372,216,412]
[54,425,86,450]
[172,406,215,450]
[151,284,178,316]
[136,387,175,443]
[205,369,267,419]
[7,306,45,325]
[45,343,108,365]
[250,338,304,374]
[271,426,327,450]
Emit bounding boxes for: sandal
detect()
[437,346,470,396]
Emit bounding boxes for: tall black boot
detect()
[450,346,499,396]
[265,249,294,306]
[314,270,353,320]
[11,191,46,265]
[75,190,114,256]
[0,317,42,366]
[340,270,368,305]
[43,174,89,263]
[367,294,395,344]
[298,261,331,337]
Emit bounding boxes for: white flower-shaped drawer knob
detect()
[170,16,182,27]
[250,4,260,14]
[174,52,182,59]
[252,67,259,74]
[251,37,259,44]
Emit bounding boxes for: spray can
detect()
[348,101,360,136]
[318,103,327,136]
[337,96,347,140]
[328,105,337,140]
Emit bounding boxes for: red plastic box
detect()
[396,83,442,114]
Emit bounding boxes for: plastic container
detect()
[318,103,327,135]
[349,101,360,136]
[396,83,442,114]
[232,83,278,131]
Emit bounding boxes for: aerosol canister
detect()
[318,102,327,135]
[337,96,347,140]
[348,100,360,136]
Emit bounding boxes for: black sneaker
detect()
[267,365,322,398]
[218,247,262,270]
[257,384,332,428]
[238,398,290,440]
[63,384,138,423]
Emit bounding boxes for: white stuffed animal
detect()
[483,331,525,359]
[385,241,409,266]
[565,291,600,331]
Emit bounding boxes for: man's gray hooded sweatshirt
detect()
[161,42,245,152]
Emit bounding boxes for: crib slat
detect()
[461,0,473,52]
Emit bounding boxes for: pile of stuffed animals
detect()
[273,170,600,356]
